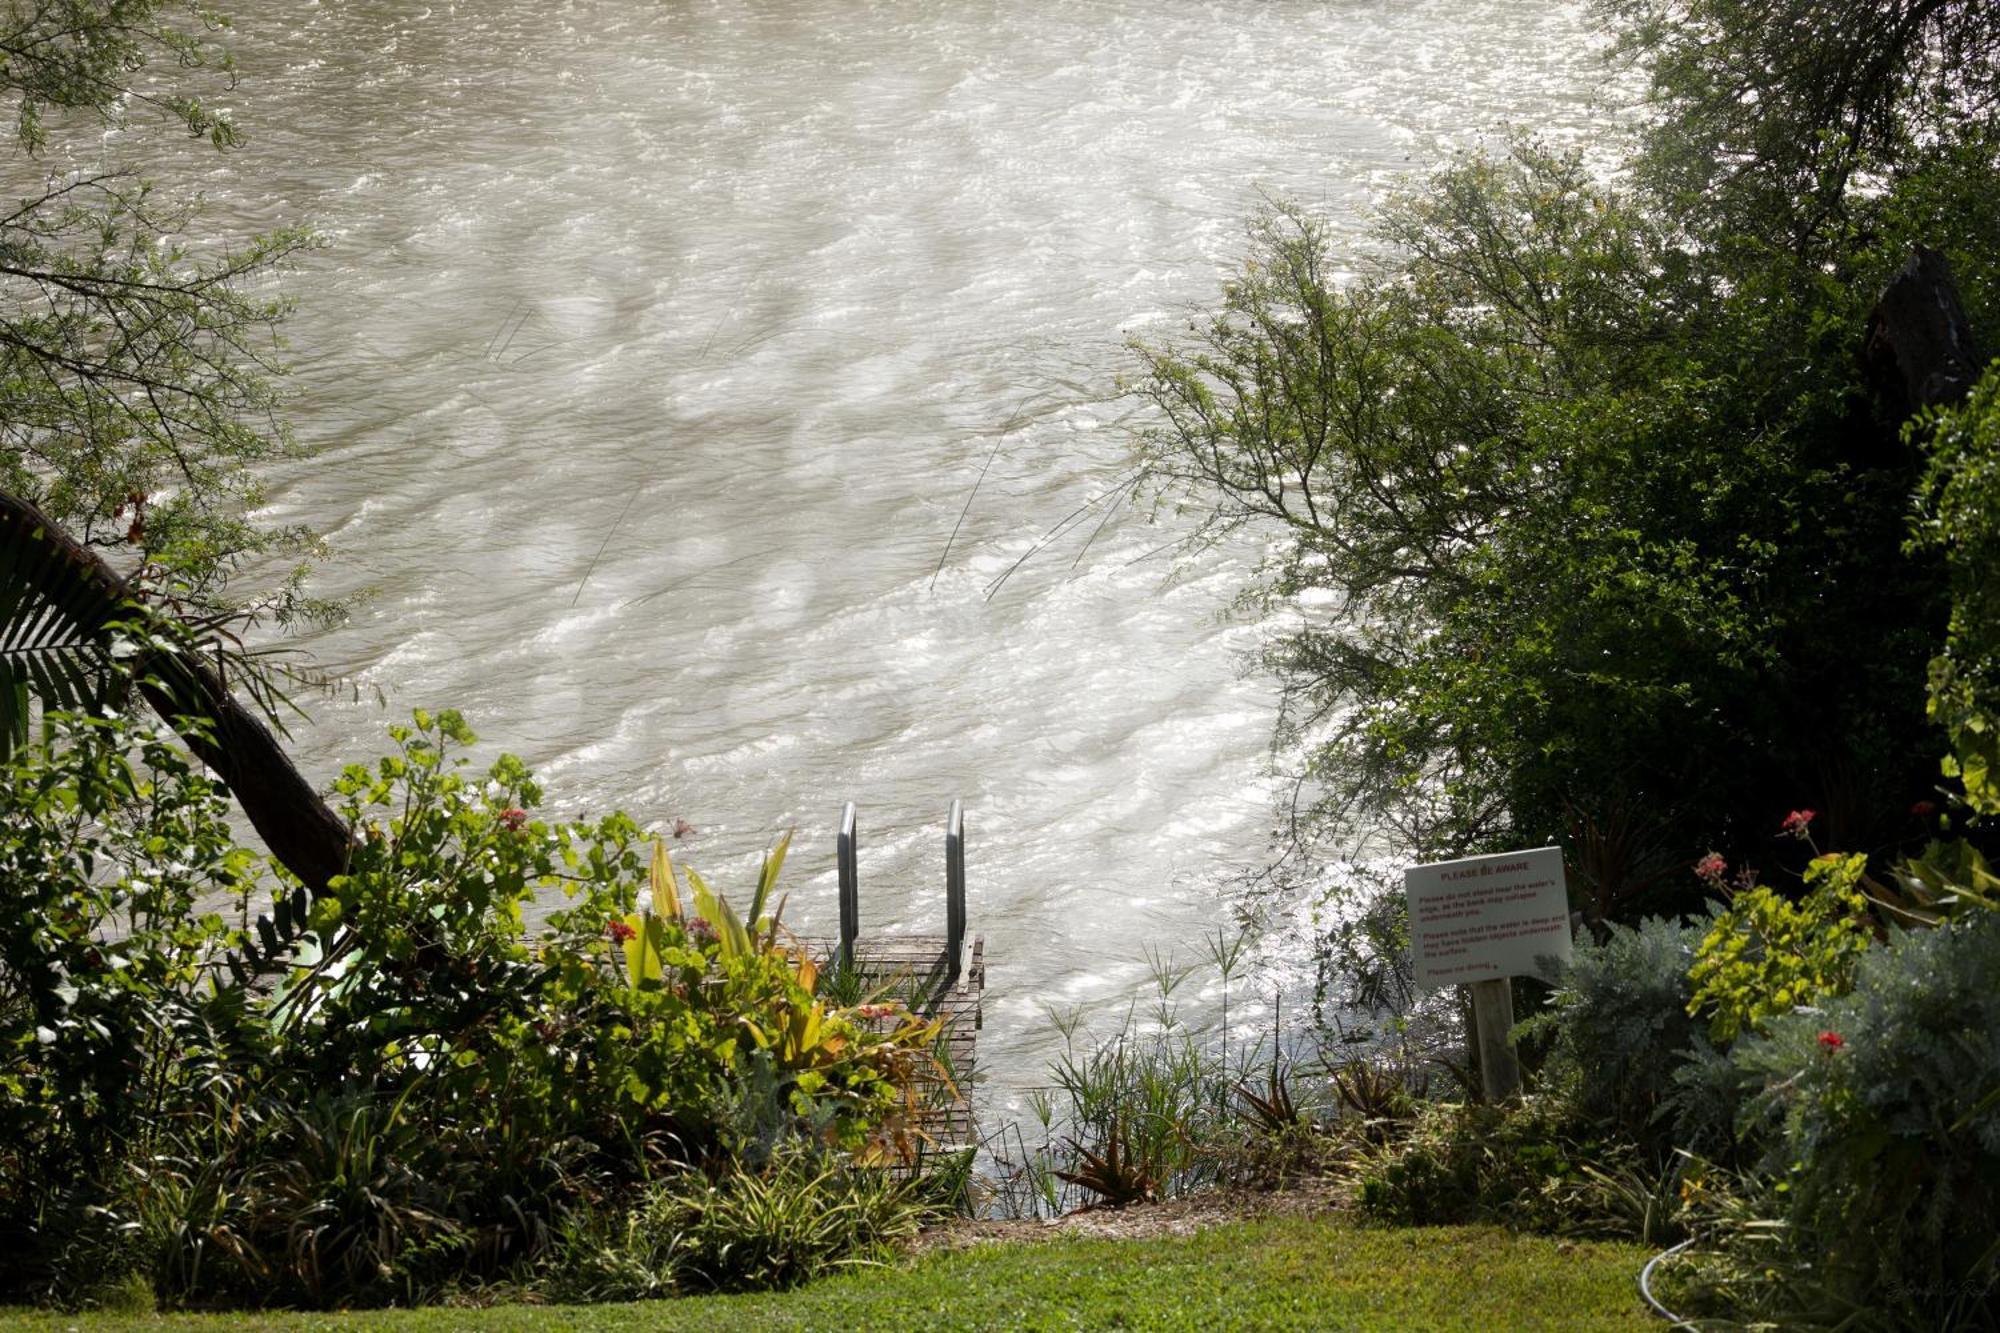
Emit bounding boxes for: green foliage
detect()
[1136,148,1678,861]
[1913,361,2000,815]
[133,1092,468,1310]
[0,0,243,152]
[548,1148,936,1302]
[1356,1099,1680,1244]
[1686,853,1875,1043]
[288,712,938,1181]
[1612,0,2000,251]
[0,710,946,1309]
[1522,915,1717,1157]
[0,711,258,1295]
[0,0,325,619]
[0,512,125,759]
[1135,136,1953,888]
[1887,836,2000,917]
[989,941,1369,1218]
[1721,912,2000,1326]
[1045,1023,1223,1208]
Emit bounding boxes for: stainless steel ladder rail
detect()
[833,799,966,987]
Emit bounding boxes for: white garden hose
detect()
[1639,1238,1697,1324]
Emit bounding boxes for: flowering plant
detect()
[1686,852,1875,1043]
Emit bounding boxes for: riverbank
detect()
[0,1210,1655,1331]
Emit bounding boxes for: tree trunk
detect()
[1865,246,1982,415]
[0,488,352,893]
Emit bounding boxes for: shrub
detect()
[1355,1098,1678,1243]
[1686,851,1875,1043]
[2,709,949,1308]
[1731,910,2000,1325]
[546,1148,936,1301]
[1523,915,1717,1157]
[0,711,257,1299]
[126,1091,472,1309]
[1047,1025,1227,1208]
[1912,360,2000,817]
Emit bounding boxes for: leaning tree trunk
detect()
[0,487,352,893]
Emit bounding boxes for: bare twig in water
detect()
[571,485,644,607]
[1119,517,1217,570]
[930,392,1049,592]
[483,298,526,360]
[696,305,733,363]
[1070,470,1142,571]
[982,465,1144,602]
[483,297,569,367]
[621,545,781,609]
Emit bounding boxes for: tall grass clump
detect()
[547,1145,940,1302]
[986,929,1420,1217]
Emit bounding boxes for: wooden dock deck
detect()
[842,932,985,1148]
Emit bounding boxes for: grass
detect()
[0,1215,1655,1331]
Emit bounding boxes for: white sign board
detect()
[1405,846,1573,991]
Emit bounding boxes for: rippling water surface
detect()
[150,0,1618,1110]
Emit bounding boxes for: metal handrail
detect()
[837,800,859,972]
[945,799,966,987]
[835,797,966,988]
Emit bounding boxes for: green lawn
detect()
[0,1216,1655,1331]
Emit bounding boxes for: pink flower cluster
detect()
[1694,852,1729,884]
[607,919,638,944]
[1780,808,1817,838]
[498,807,529,832]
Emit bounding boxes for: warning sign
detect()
[1405,846,1573,991]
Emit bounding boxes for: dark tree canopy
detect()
[1613,0,2000,247]
[1137,3,2000,916]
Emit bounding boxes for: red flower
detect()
[607,919,638,944]
[1910,800,1938,818]
[855,1002,899,1021]
[1780,809,1817,838]
[686,916,717,944]
[1694,853,1729,884]
[1817,1030,1844,1051]
[499,806,529,832]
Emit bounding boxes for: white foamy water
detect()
[109,0,1623,1112]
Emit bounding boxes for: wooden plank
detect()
[806,933,984,1149]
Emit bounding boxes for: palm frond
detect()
[0,500,128,760]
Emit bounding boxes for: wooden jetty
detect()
[820,800,984,1151]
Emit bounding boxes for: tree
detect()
[0,1,346,888]
[0,487,350,890]
[0,0,323,619]
[1135,0,2000,912]
[1134,129,1983,916]
[1611,0,2000,251]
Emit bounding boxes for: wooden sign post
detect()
[1404,847,1573,1103]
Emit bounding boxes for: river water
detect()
[140,0,1618,1113]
